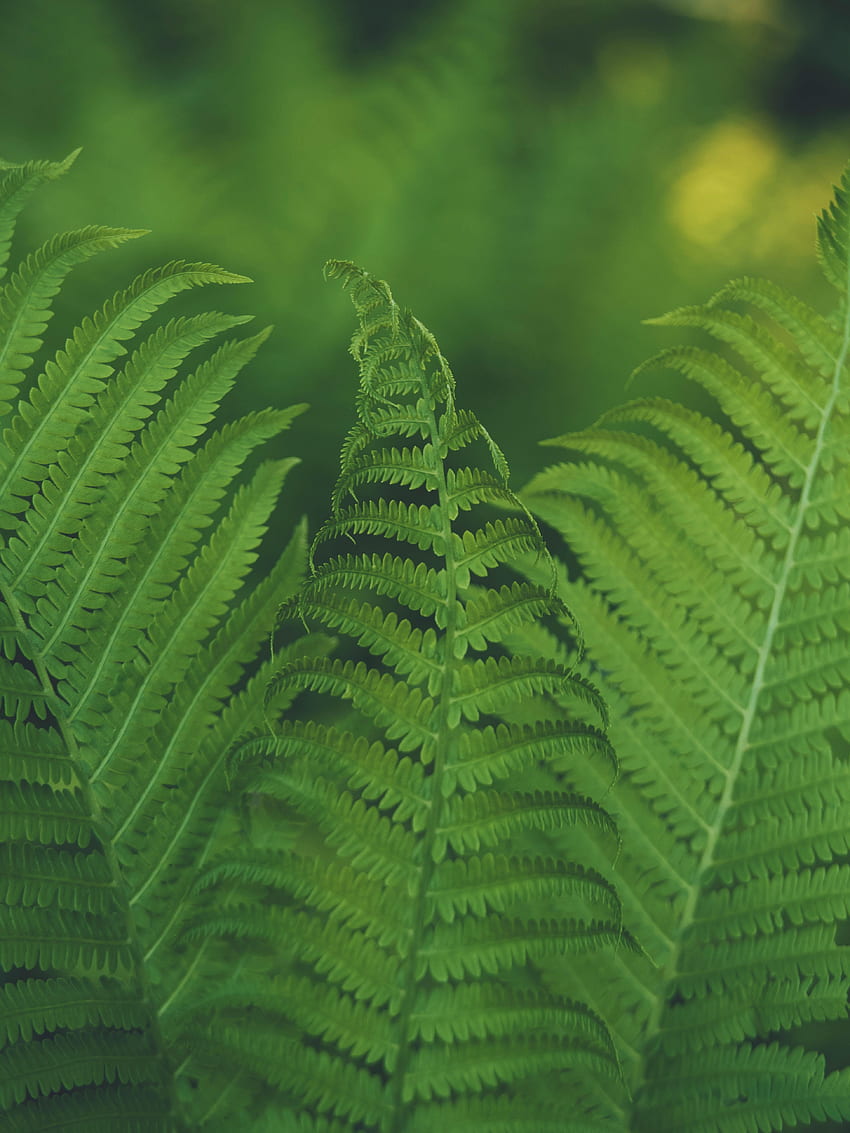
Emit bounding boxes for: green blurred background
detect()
[6,0,850,542]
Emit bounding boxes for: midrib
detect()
[70,431,247,727]
[0,273,175,516]
[9,333,187,599]
[41,370,226,658]
[105,480,269,838]
[386,361,457,1133]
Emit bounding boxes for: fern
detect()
[0,153,313,1129]
[217,260,633,1131]
[519,166,850,1129]
[15,142,850,1133]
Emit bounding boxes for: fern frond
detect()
[0,153,308,1129]
[227,261,624,1130]
[0,150,80,282]
[0,224,148,413]
[0,259,253,521]
[520,161,850,1129]
[0,584,178,1122]
[2,309,254,598]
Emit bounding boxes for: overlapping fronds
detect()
[520,164,850,1129]
[222,260,631,1132]
[0,153,309,1128]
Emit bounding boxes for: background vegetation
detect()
[6,0,850,548]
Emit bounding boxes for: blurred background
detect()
[5,0,850,539]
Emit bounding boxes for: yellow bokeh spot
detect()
[752,139,850,263]
[669,118,779,249]
[669,120,849,268]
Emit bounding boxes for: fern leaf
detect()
[0,154,309,1128]
[2,309,254,599]
[520,161,850,1129]
[0,588,177,1123]
[0,260,252,519]
[0,224,148,413]
[0,150,80,281]
[65,407,303,731]
[226,261,624,1130]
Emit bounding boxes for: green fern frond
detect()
[0,584,178,1123]
[520,162,850,1129]
[0,154,310,1128]
[0,150,81,284]
[0,224,149,412]
[225,260,626,1130]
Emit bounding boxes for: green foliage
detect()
[0,152,629,1132]
[0,153,311,1129]
[7,140,850,1133]
[519,165,850,1129]
[219,260,630,1131]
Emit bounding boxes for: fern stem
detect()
[156,944,207,1018]
[384,349,459,1133]
[196,1071,243,1126]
